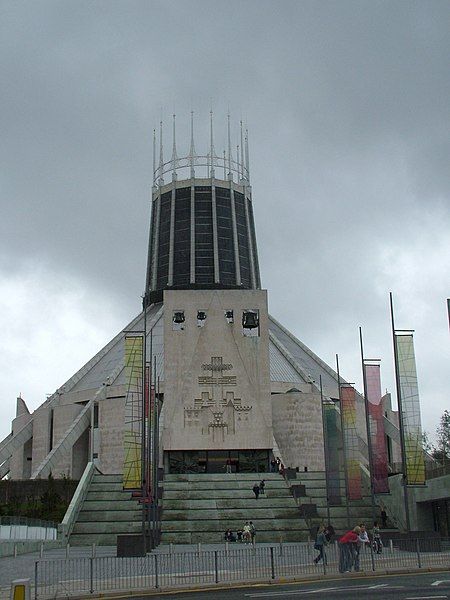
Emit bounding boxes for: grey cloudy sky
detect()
[1,0,449,443]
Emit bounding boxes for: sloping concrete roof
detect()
[43,305,341,400]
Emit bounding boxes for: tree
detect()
[435,409,450,466]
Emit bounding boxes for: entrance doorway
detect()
[167,450,269,474]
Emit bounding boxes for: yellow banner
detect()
[123,335,144,489]
[395,334,425,485]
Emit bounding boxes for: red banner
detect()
[364,364,389,493]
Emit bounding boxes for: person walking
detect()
[313,525,327,565]
[252,482,260,499]
[259,479,266,495]
[338,526,360,573]
[372,521,383,554]
[380,506,388,528]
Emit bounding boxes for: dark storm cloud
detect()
[1,0,449,438]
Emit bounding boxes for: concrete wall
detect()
[271,391,325,471]
[162,289,273,451]
[99,395,125,474]
[30,406,52,476]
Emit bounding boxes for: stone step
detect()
[160,530,309,544]
[161,497,295,510]
[72,521,141,535]
[92,474,123,483]
[162,480,288,491]
[163,489,290,500]
[86,490,139,501]
[81,500,142,511]
[164,473,282,482]
[89,482,126,492]
[160,519,306,533]
[70,533,120,546]
[162,508,301,520]
[76,510,142,522]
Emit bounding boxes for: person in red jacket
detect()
[338,526,361,573]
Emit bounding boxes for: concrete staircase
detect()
[69,473,142,546]
[160,472,310,544]
[291,471,380,532]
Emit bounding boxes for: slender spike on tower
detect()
[227,113,232,181]
[158,120,164,185]
[209,110,215,178]
[245,128,250,182]
[237,145,240,180]
[171,114,178,180]
[240,120,245,182]
[189,110,196,179]
[223,150,226,179]
[152,128,156,186]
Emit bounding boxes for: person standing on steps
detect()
[252,482,260,499]
[372,521,383,554]
[259,479,266,495]
[249,521,256,545]
[225,458,232,474]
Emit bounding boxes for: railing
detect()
[33,538,450,599]
[0,516,57,541]
[58,461,95,541]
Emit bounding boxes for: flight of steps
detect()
[160,472,310,544]
[291,471,381,532]
[69,473,142,546]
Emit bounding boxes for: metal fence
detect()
[0,516,57,541]
[34,538,450,599]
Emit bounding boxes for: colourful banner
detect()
[323,401,342,505]
[364,364,389,493]
[395,334,425,485]
[123,335,144,490]
[341,385,362,500]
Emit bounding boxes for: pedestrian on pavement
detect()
[354,523,369,572]
[225,458,232,474]
[338,526,360,573]
[313,524,328,565]
[259,479,266,495]
[252,483,260,499]
[325,524,335,542]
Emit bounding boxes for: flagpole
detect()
[359,327,377,528]
[141,304,147,543]
[336,354,351,529]
[389,292,411,532]
[319,375,331,526]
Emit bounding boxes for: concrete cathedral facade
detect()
[7,115,438,539]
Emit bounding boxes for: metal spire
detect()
[236,145,240,180]
[158,120,164,185]
[227,113,232,181]
[209,110,215,178]
[152,128,156,185]
[245,127,250,182]
[189,110,196,178]
[240,120,244,182]
[171,114,178,180]
[223,150,226,179]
